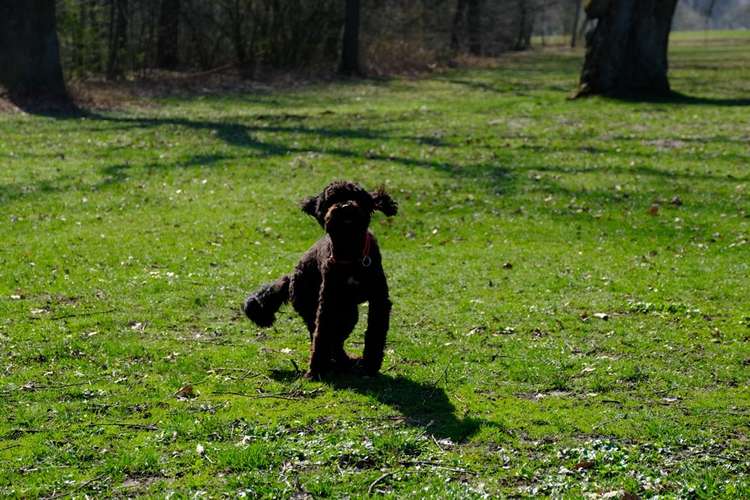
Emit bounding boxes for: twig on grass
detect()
[86,422,158,431]
[48,474,110,499]
[431,434,444,452]
[212,387,323,401]
[400,460,475,474]
[13,379,105,392]
[2,428,44,439]
[289,358,302,374]
[429,365,450,396]
[31,309,116,321]
[368,471,394,495]
[212,391,298,401]
[210,367,270,381]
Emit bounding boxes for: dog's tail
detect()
[243,275,290,327]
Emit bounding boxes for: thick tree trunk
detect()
[157,0,180,69]
[576,0,678,97]
[339,0,361,75]
[0,0,69,106]
[570,0,582,48]
[467,0,481,55]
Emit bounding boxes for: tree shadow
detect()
[24,109,508,184]
[270,369,495,442]
[609,90,750,107]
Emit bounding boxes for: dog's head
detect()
[300,181,397,236]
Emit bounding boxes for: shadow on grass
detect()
[271,369,494,442]
[606,90,750,107]
[3,87,745,208]
[0,108,511,205]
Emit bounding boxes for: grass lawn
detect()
[1,32,749,498]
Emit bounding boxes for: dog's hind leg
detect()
[243,275,290,327]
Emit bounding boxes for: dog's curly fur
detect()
[243,181,397,379]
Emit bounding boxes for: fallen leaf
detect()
[467,326,486,336]
[176,385,197,399]
[574,459,595,470]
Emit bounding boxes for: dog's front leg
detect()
[306,278,335,379]
[362,292,391,376]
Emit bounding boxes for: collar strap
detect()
[329,232,372,267]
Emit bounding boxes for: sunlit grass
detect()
[0,33,748,497]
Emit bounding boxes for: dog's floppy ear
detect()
[371,187,398,216]
[300,195,319,219]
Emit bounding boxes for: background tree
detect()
[157,0,180,69]
[576,0,680,97]
[0,0,69,106]
[451,0,468,51]
[106,0,128,79]
[340,0,361,75]
[513,0,534,51]
[467,0,481,55]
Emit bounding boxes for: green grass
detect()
[1,33,749,498]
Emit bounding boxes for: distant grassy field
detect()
[1,32,748,498]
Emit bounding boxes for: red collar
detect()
[329,232,372,267]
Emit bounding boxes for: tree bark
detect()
[450,0,468,51]
[467,0,481,55]
[576,0,679,97]
[157,0,180,69]
[339,0,361,75]
[106,0,128,80]
[514,0,534,51]
[570,0,582,48]
[0,0,69,106]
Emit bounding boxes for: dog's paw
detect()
[303,370,322,381]
[350,357,377,377]
[243,296,275,327]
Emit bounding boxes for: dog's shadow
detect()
[270,369,496,442]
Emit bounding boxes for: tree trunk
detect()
[514,0,534,51]
[576,0,679,97]
[106,0,128,80]
[467,0,481,55]
[570,0,582,48]
[157,0,180,69]
[451,0,468,51]
[339,0,361,75]
[0,0,69,106]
